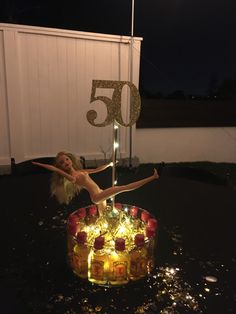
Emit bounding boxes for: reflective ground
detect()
[1,165,235,313]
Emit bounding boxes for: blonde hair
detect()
[50,151,83,204]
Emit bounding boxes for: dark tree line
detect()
[140,78,236,100]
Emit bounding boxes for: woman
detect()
[32,151,159,212]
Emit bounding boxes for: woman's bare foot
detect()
[153,168,159,179]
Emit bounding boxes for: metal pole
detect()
[129,0,135,168]
[131,0,135,37]
[111,123,119,208]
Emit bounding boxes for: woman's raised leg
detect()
[92,169,159,204]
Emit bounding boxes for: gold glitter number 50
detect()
[86,80,141,127]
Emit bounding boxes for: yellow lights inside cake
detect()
[67,203,158,286]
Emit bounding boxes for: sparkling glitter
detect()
[95,305,102,312]
[205,275,218,283]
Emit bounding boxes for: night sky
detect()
[1,0,236,95]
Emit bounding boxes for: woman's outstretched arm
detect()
[32,162,75,182]
[82,162,113,174]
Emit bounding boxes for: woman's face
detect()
[57,154,73,171]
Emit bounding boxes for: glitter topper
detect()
[86,80,141,127]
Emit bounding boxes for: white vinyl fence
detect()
[0,23,142,166]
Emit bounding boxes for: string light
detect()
[114,142,119,149]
